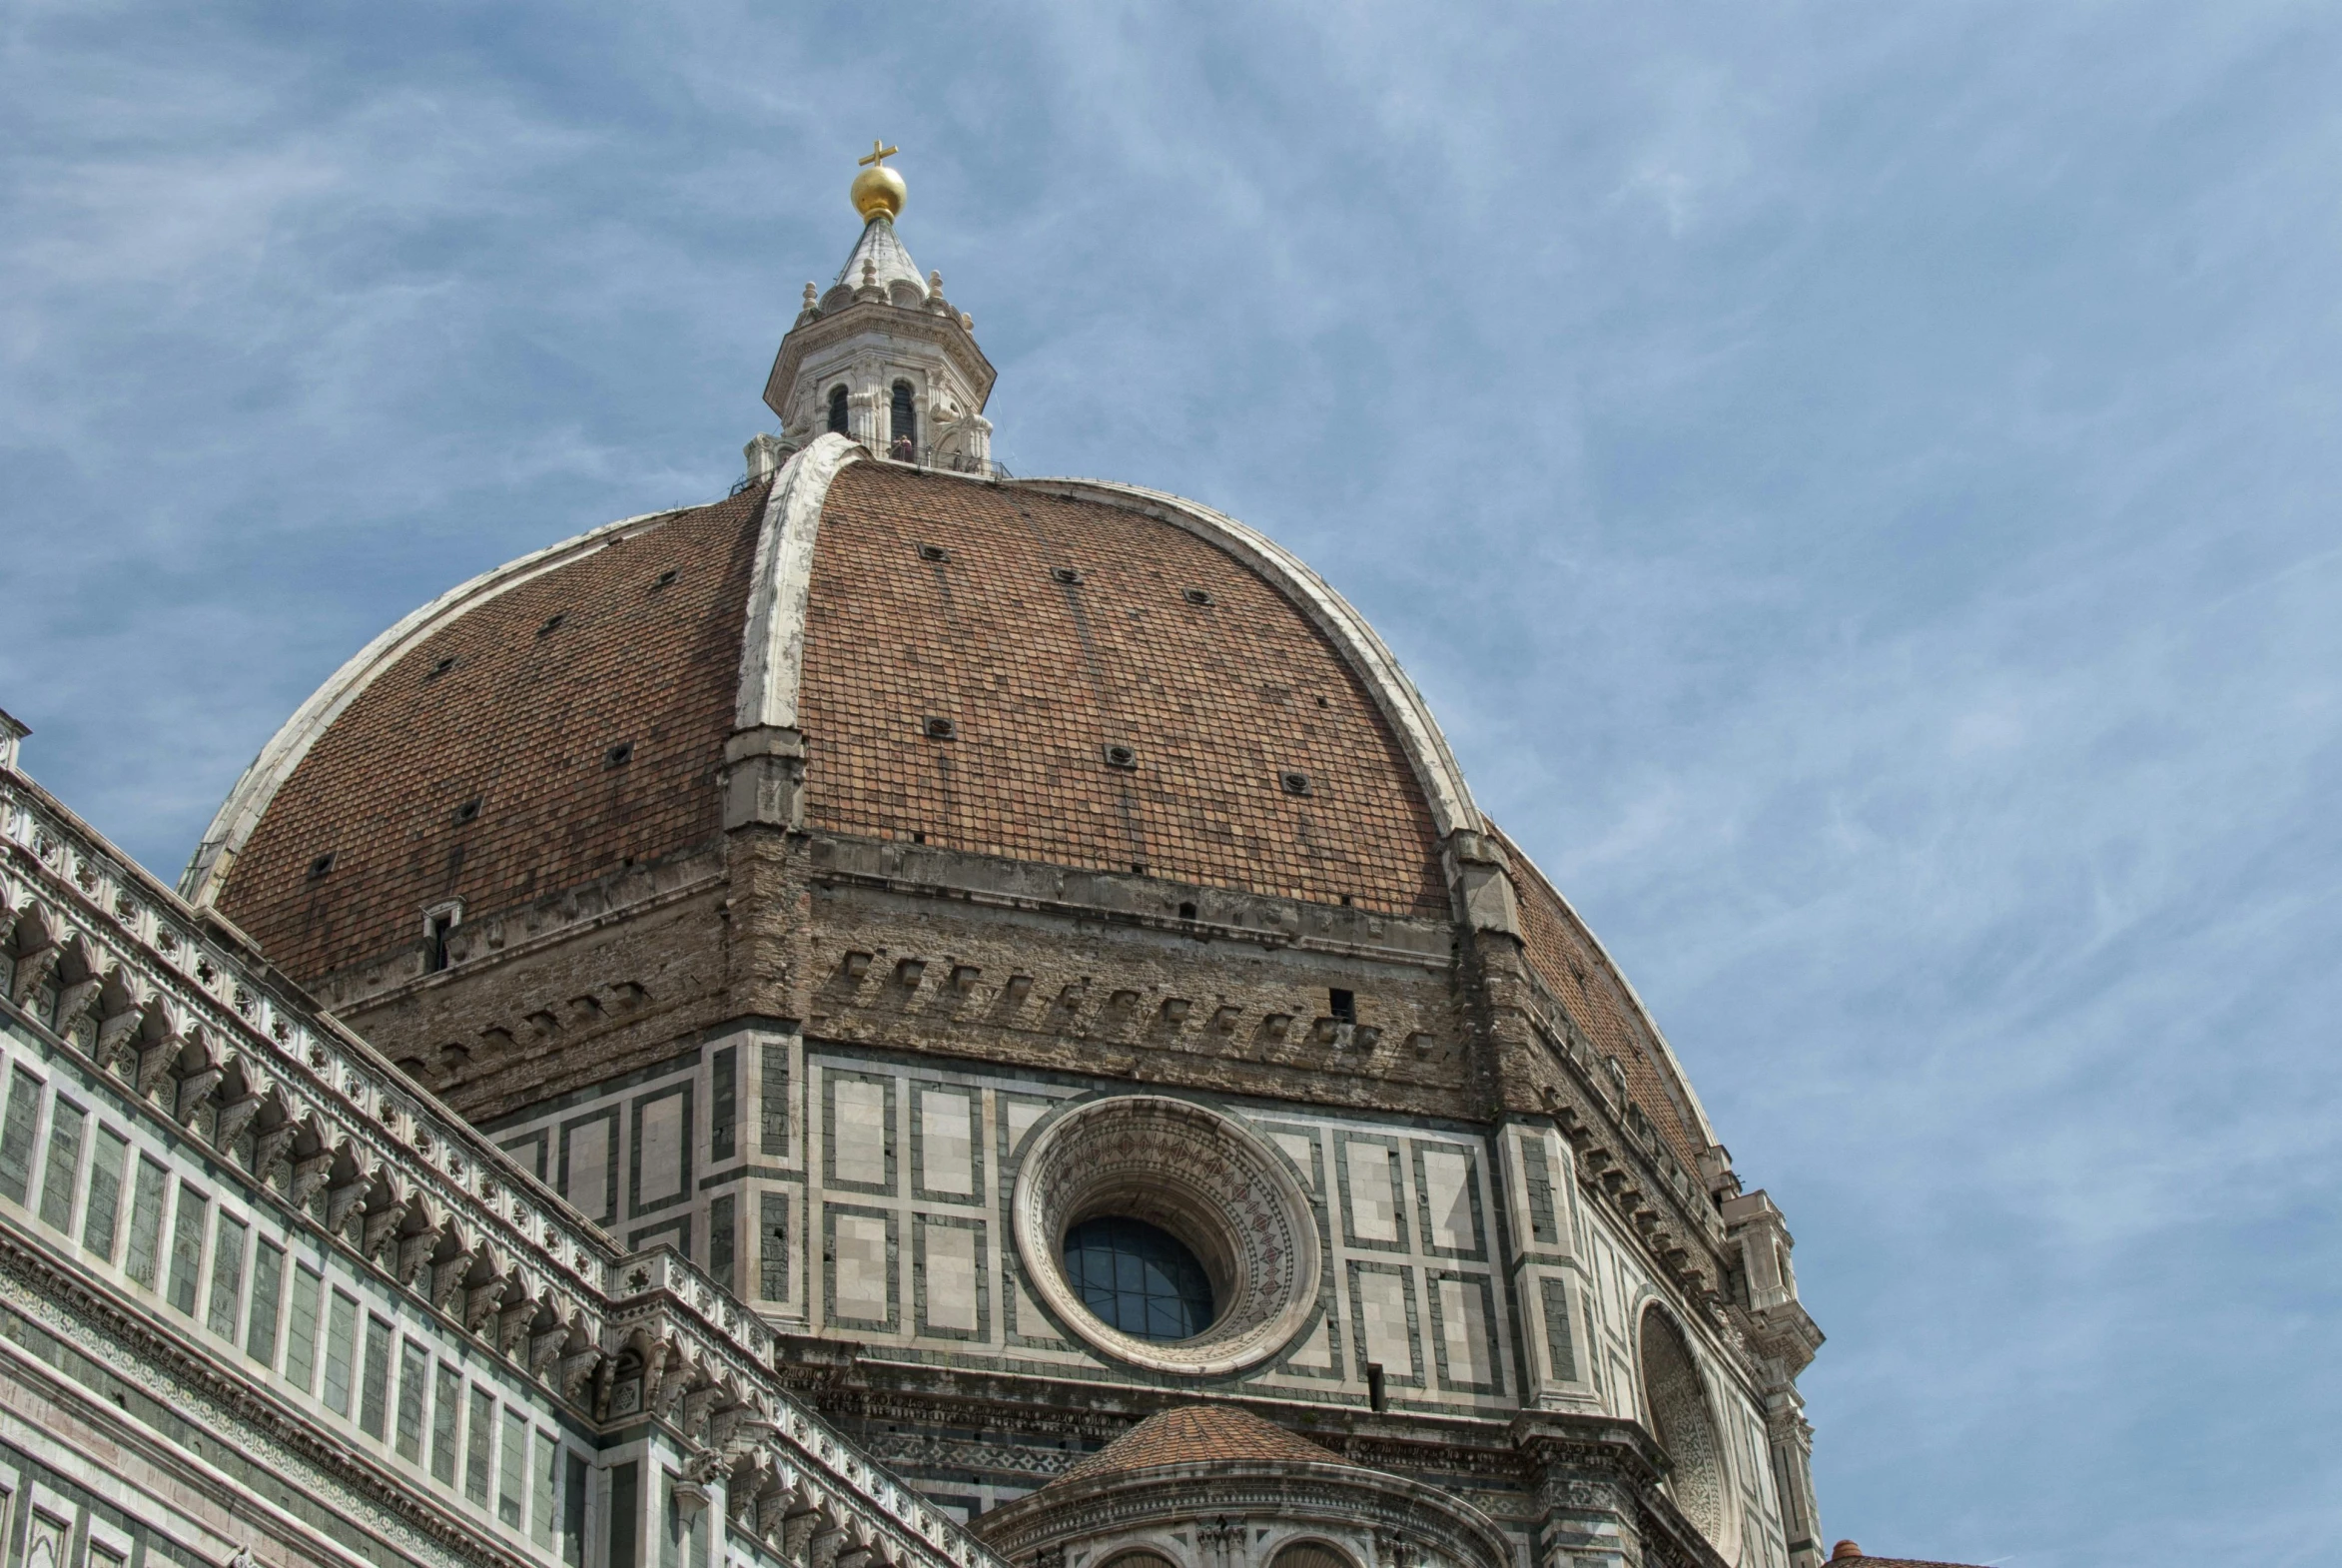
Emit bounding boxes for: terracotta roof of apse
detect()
[1047,1406,1340,1488]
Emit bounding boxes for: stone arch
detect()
[1096,1552,1180,1568]
[1266,1541,1358,1568]
[1636,1304,1729,1549]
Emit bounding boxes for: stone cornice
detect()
[763,301,996,424]
[802,832,1456,969]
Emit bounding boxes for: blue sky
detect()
[5,4,2339,1563]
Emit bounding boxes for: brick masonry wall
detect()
[798,464,1448,919]
[342,881,736,1128]
[219,483,770,984]
[798,882,1476,1121]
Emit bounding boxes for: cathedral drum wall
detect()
[334,876,736,1129]
[795,860,1474,1118]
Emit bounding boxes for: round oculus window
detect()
[1013,1095,1322,1375]
[1064,1216,1215,1341]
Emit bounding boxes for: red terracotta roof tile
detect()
[1046,1405,1338,1488]
[218,484,769,981]
[798,464,1448,918]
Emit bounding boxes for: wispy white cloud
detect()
[5,3,2340,1563]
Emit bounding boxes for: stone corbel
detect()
[52,976,104,1035]
[722,726,809,831]
[251,1121,299,1182]
[590,1350,618,1421]
[9,941,59,1005]
[288,1152,336,1209]
[529,1322,570,1377]
[135,1034,185,1097]
[497,1298,538,1357]
[174,1066,226,1124]
[213,1092,265,1150]
[782,1498,825,1564]
[725,1460,764,1527]
[361,1196,413,1262]
[431,1249,477,1311]
[651,1349,697,1418]
[395,1226,439,1288]
[709,1402,755,1450]
[1442,830,1522,938]
[559,1344,606,1399]
[755,1484,788,1541]
[95,1008,144,1072]
[465,1277,509,1333]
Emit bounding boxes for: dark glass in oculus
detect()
[1062,1216,1214,1341]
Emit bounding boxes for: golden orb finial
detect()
[851,139,905,224]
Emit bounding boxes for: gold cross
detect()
[858,139,900,169]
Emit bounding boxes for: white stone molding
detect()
[1011,1096,1321,1377]
[734,434,867,734]
[178,505,689,906]
[1004,479,1482,844]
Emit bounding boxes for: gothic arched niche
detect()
[1638,1306,1728,1546]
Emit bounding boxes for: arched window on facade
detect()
[891,380,917,457]
[1268,1544,1357,1568]
[1096,1554,1177,1568]
[828,385,849,435]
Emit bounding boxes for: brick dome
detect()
[185,444,1460,979]
[181,435,1718,1169]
